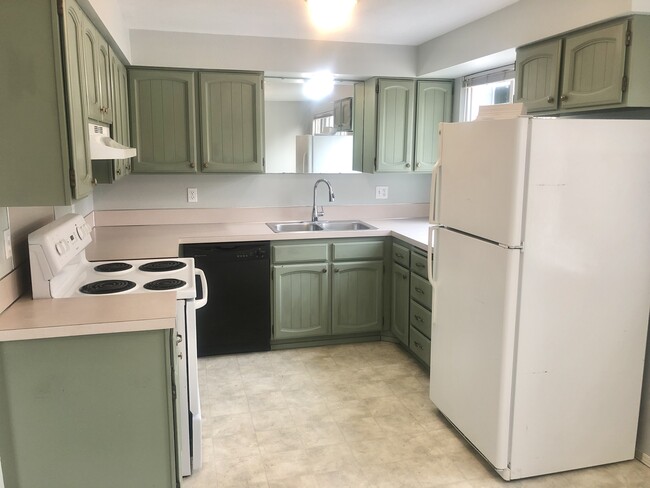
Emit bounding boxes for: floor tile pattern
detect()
[184,341,650,487]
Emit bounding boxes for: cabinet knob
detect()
[547,96,555,103]
[189,162,196,169]
[322,268,327,273]
[178,352,183,360]
[92,178,98,186]
[414,314,423,322]
[334,268,340,273]
[116,168,121,175]
[203,162,208,169]
[405,163,411,168]
[415,162,421,168]
[176,333,183,344]
[560,94,568,102]
[402,274,407,280]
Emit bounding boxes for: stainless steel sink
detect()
[266,220,375,233]
[317,220,375,231]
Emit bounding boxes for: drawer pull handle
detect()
[395,253,404,259]
[414,314,423,322]
[415,287,424,294]
[415,263,425,268]
[402,274,407,280]
[178,352,183,360]
[414,341,423,350]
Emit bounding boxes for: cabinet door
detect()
[515,39,562,112]
[332,261,383,335]
[560,21,628,110]
[81,20,102,121]
[391,263,410,344]
[63,0,94,199]
[97,38,112,123]
[130,69,198,173]
[376,79,415,172]
[414,81,452,172]
[110,49,129,180]
[199,72,264,173]
[273,264,329,340]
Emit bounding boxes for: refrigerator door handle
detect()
[427,225,442,286]
[429,159,442,224]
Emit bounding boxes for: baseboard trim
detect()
[635,450,650,468]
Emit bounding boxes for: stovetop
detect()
[65,258,197,299]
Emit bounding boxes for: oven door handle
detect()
[195,268,208,309]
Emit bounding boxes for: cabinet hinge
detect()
[69,168,76,188]
[626,28,632,46]
[622,75,629,92]
[262,157,265,168]
[57,0,64,15]
[375,82,379,94]
[172,383,177,401]
[374,156,377,170]
[271,268,274,280]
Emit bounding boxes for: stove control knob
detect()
[55,240,68,255]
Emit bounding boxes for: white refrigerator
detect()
[426,115,650,480]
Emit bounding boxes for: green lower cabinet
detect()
[273,263,330,339]
[391,263,410,344]
[0,329,179,488]
[332,261,383,334]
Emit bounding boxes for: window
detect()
[461,65,516,121]
[312,112,334,135]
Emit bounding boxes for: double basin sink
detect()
[267,220,376,233]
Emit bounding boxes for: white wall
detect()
[82,0,132,61]
[265,101,313,173]
[92,173,431,210]
[418,0,650,78]
[128,30,416,78]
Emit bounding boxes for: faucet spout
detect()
[311,179,335,222]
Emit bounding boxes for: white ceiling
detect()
[115,0,520,46]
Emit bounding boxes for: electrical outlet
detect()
[187,188,198,203]
[375,186,388,199]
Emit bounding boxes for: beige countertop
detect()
[87,217,430,261]
[0,292,177,342]
[1,216,429,342]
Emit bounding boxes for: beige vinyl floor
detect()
[184,341,650,488]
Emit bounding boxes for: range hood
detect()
[88,122,136,160]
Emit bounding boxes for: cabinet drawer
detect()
[410,300,431,339]
[410,273,432,309]
[392,242,410,268]
[409,326,431,366]
[410,251,429,279]
[333,240,384,261]
[272,243,329,264]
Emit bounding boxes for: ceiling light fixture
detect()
[306,0,358,33]
[303,71,335,100]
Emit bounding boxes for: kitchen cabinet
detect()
[409,248,432,367]
[333,97,353,132]
[81,17,112,123]
[93,48,131,184]
[199,72,264,173]
[0,329,180,487]
[271,239,384,342]
[516,16,650,113]
[390,242,410,344]
[362,78,452,173]
[129,69,199,173]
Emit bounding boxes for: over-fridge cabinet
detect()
[129,68,265,174]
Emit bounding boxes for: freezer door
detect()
[430,228,520,470]
[438,118,528,246]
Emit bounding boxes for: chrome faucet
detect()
[311,179,335,222]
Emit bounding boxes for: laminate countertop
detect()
[87,217,430,261]
[0,217,430,341]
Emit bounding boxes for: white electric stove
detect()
[28,213,206,477]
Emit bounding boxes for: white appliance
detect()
[296,134,353,173]
[426,113,650,480]
[28,213,206,478]
[88,122,136,160]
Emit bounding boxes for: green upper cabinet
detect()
[560,21,627,110]
[331,261,383,335]
[362,78,451,174]
[80,10,112,123]
[414,80,452,172]
[515,16,650,114]
[63,0,94,200]
[199,72,264,173]
[129,69,199,173]
[515,39,562,112]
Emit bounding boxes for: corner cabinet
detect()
[200,72,264,173]
[129,69,199,173]
[516,16,650,114]
[362,78,452,174]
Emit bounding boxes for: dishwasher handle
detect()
[195,268,208,309]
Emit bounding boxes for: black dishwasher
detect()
[182,242,271,356]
